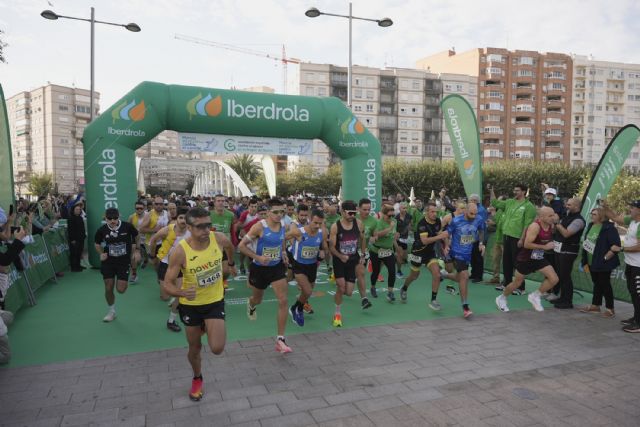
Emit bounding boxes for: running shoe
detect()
[386,291,396,303]
[445,284,458,295]
[128,274,138,284]
[396,271,404,279]
[621,316,635,326]
[494,284,505,291]
[275,338,293,353]
[167,320,181,332]
[544,293,560,302]
[512,288,526,296]
[239,267,246,275]
[400,288,407,302]
[189,376,204,401]
[463,308,473,319]
[527,292,544,312]
[370,286,378,298]
[289,306,304,327]
[495,294,509,312]
[623,323,640,333]
[378,274,384,282]
[247,300,257,320]
[303,302,314,314]
[332,313,342,327]
[428,300,441,311]
[361,297,372,310]
[102,311,116,322]
[440,269,448,281]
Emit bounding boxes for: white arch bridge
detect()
[136,158,253,197]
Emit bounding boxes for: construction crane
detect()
[175,33,301,94]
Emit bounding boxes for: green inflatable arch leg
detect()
[82,82,381,267]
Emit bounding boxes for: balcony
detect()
[424,121,441,131]
[378,118,397,129]
[330,72,348,86]
[331,88,347,101]
[379,104,394,115]
[380,79,396,90]
[547,95,564,103]
[424,81,442,94]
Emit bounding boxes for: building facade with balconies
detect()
[6,84,99,195]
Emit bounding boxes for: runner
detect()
[369,205,399,302]
[495,207,559,312]
[139,196,170,269]
[395,203,412,279]
[94,208,140,322]
[235,198,259,275]
[239,197,293,353]
[355,198,375,309]
[127,201,147,282]
[440,201,467,294]
[399,202,449,310]
[288,209,328,326]
[209,194,237,240]
[324,200,341,281]
[163,207,232,401]
[442,202,485,318]
[285,204,309,283]
[148,206,190,333]
[329,200,366,327]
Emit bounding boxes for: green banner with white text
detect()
[43,228,70,272]
[441,94,482,198]
[22,235,56,291]
[581,125,640,219]
[0,84,16,209]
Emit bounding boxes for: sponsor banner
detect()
[441,94,482,198]
[0,84,16,208]
[22,235,56,291]
[581,125,640,220]
[179,133,313,156]
[44,228,70,272]
[1,265,29,314]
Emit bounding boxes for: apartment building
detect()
[6,84,98,195]
[417,48,573,163]
[571,55,640,170]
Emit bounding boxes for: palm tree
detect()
[226,154,263,185]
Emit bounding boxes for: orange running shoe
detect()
[189,376,204,401]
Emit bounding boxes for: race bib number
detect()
[108,243,127,257]
[378,248,393,258]
[531,249,545,260]
[408,253,422,263]
[553,241,562,253]
[583,239,595,254]
[460,235,474,245]
[196,267,222,288]
[301,246,318,259]
[262,246,281,260]
[339,240,357,255]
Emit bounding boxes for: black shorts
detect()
[332,256,359,283]
[516,259,550,276]
[453,258,470,273]
[178,300,225,327]
[157,261,183,281]
[249,262,287,290]
[397,241,408,250]
[286,249,294,270]
[101,262,130,281]
[408,251,438,270]
[293,261,318,283]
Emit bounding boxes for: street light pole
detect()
[305,3,392,109]
[41,8,141,122]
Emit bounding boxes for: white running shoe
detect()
[495,294,509,312]
[103,311,116,322]
[528,292,544,312]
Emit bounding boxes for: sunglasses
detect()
[192,222,212,230]
[346,211,357,216]
[135,207,144,210]
[154,202,163,206]
[106,216,119,221]
[270,210,285,215]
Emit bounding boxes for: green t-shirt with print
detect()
[209,209,235,238]
[369,218,396,253]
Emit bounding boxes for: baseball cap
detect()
[629,200,640,208]
[258,204,268,212]
[544,188,557,196]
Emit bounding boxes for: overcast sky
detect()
[2,0,640,109]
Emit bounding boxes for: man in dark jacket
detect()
[67,202,86,272]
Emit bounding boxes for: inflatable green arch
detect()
[83,82,381,266]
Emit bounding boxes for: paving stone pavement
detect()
[1,302,640,427]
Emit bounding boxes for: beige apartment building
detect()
[571,55,640,171]
[296,63,478,170]
[417,48,573,163]
[6,84,98,195]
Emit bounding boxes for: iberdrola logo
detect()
[340,117,365,135]
[463,159,475,177]
[187,93,222,119]
[111,99,145,124]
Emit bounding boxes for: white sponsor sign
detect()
[179,133,313,156]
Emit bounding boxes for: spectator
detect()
[579,207,621,318]
[68,201,87,272]
[541,184,565,217]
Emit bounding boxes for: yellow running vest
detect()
[157,224,176,261]
[179,233,224,306]
[145,210,163,242]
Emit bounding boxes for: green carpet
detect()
[3,262,582,368]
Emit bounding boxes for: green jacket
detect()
[491,198,536,239]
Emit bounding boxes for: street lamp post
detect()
[305,3,392,108]
[41,7,141,122]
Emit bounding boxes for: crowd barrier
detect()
[1,227,70,314]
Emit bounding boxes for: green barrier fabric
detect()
[22,235,56,292]
[2,266,29,314]
[43,228,70,272]
[482,232,631,303]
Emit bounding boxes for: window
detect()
[317,87,327,97]
[456,84,463,92]
[58,94,70,101]
[399,145,408,154]
[412,80,420,90]
[517,70,533,77]
[353,105,362,112]
[58,104,69,111]
[519,56,534,65]
[411,145,419,154]
[75,105,91,114]
[305,87,314,96]
[366,104,374,113]
[305,73,315,83]
[59,116,70,123]
[354,89,363,99]
[365,90,374,100]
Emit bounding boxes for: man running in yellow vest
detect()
[164,207,234,402]
[139,196,170,270]
[127,201,147,284]
[149,206,190,333]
